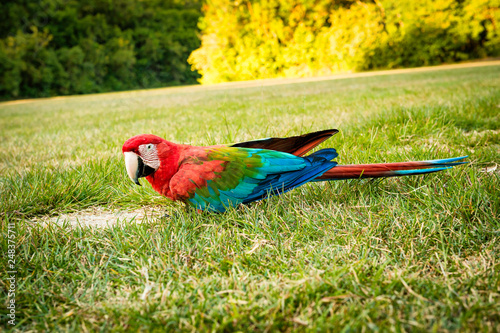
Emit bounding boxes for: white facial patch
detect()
[138,144,160,170]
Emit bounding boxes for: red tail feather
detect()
[315,161,452,180]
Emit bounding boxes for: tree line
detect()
[0,0,201,99]
[189,0,499,83]
[1,0,498,99]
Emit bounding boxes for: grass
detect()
[1,65,499,331]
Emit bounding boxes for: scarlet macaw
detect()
[122,129,466,212]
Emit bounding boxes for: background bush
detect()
[1,0,499,99]
[189,0,500,84]
[0,0,202,99]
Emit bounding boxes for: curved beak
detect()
[124,152,156,186]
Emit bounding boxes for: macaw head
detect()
[122,134,164,186]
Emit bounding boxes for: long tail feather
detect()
[314,156,468,181]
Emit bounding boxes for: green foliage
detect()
[189,0,500,84]
[0,0,202,99]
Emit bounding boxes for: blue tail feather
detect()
[392,166,453,176]
[426,156,468,166]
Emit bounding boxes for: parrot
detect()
[122,129,467,213]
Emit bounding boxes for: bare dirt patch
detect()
[35,206,163,228]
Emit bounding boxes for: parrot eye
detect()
[138,143,157,158]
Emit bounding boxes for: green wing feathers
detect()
[185,147,336,212]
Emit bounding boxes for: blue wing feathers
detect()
[189,148,339,212]
[306,148,338,161]
[242,149,337,204]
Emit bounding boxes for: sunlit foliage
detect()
[189,0,500,84]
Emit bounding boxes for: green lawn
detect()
[1,65,499,331]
